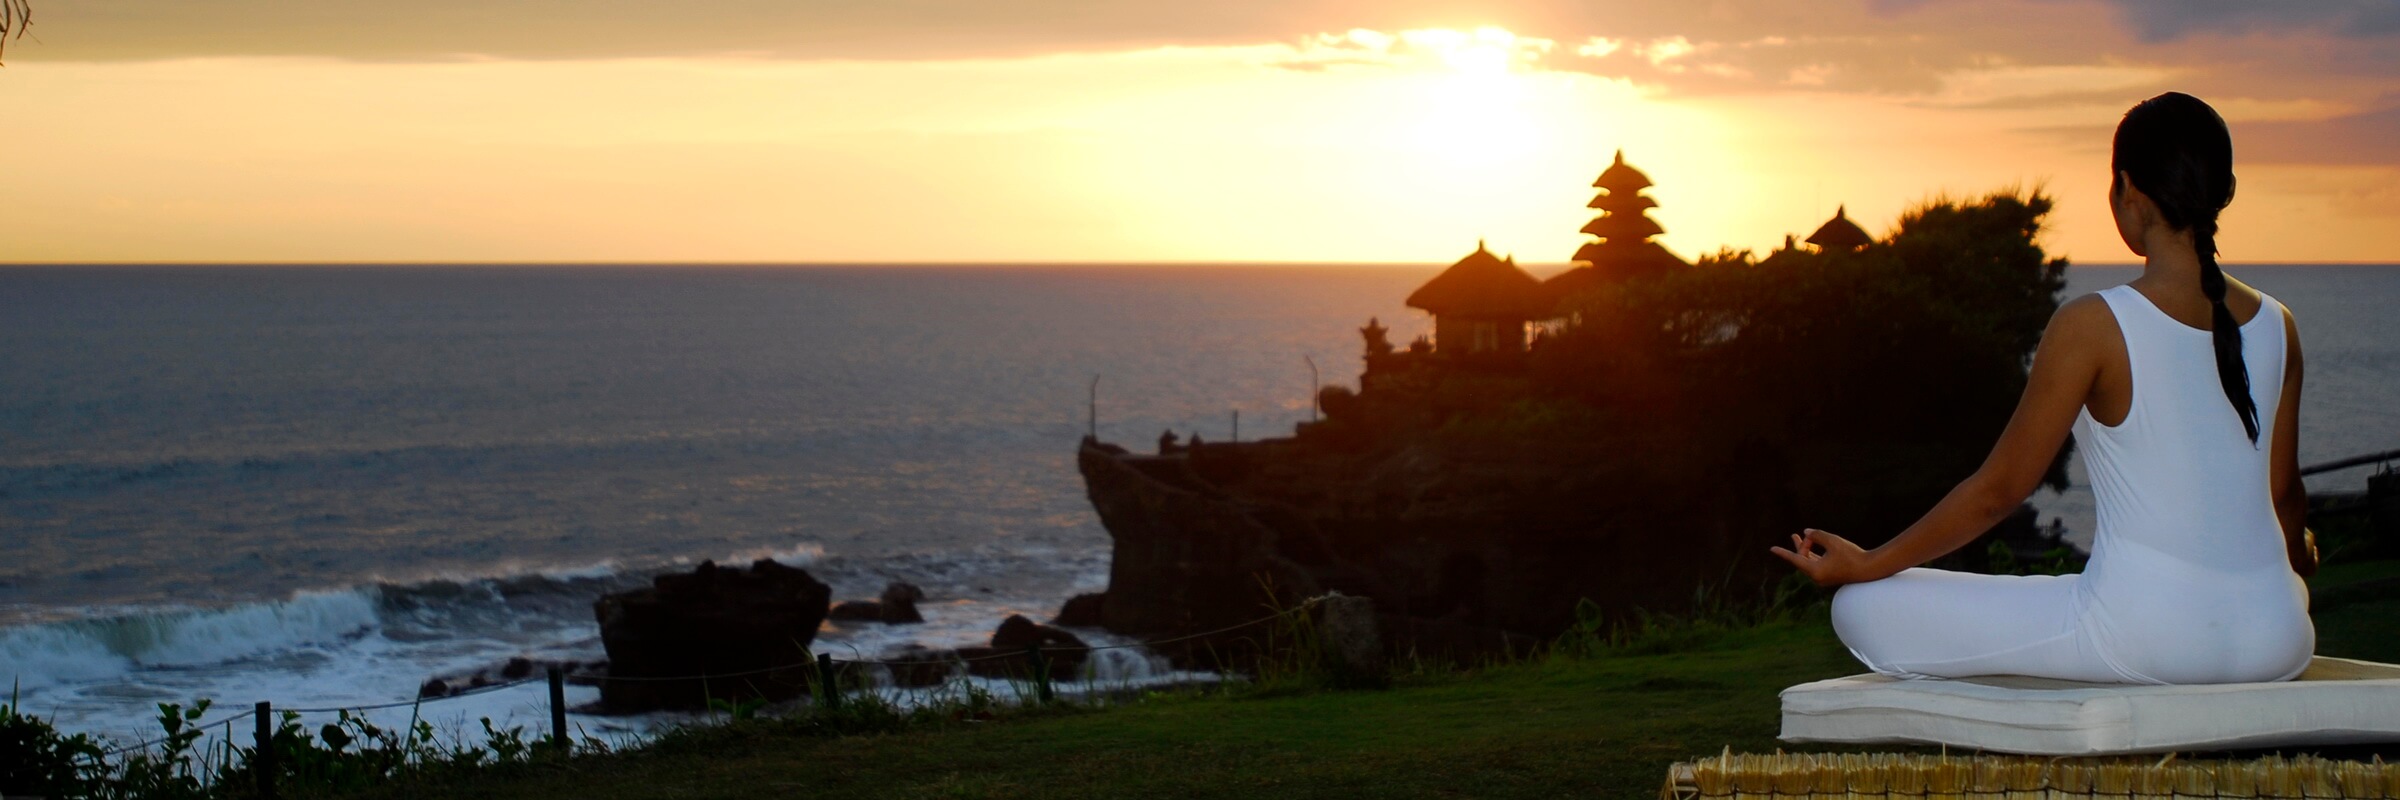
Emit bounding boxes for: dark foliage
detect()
[1541,191,2063,440]
[2,687,109,798]
[1529,189,2072,547]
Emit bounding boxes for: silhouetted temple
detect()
[1807,205,1873,253]
[1544,150,1690,305]
[1386,150,1878,364]
[1405,240,1548,356]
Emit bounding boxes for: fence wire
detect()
[81,598,1319,758]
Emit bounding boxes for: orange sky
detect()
[5,1,2398,264]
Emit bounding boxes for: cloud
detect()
[1559,32,1967,95]
[14,0,2398,172]
[1267,26,1555,74]
[2020,99,2400,167]
[2238,104,2400,166]
[2107,0,2400,42]
[8,0,1539,62]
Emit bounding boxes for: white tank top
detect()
[2070,283,2311,683]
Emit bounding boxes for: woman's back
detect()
[2080,283,2287,568]
[2069,283,2312,683]
[1797,92,2315,686]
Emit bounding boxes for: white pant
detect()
[1830,565,2312,685]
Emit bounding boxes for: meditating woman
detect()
[1770,92,2318,685]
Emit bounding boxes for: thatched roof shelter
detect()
[1807,205,1873,252]
[1405,240,1549,319]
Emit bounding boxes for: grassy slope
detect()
[383,565,2400,800]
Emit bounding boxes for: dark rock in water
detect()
[564,660,610,687]
[879,582,926,623]
[826,600,884,621]
[876,645,957,688]
[991,614,1086,651]
[593,558,832,712]
[419,656,591,699]
[826,582,928,625]
[952,645,1086,680]
[958,614,1090,678]
[1051,592,1106,627]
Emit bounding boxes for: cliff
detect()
[1070,190,2077,665]
[1074,425,1813,665]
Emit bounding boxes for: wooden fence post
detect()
[254,701,276,800]
[816,653,842,711]
[547,666,568,754]
[1028,644,1053,704]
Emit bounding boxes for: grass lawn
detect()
[371,562,2400,799]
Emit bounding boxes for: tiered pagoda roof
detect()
[1543,150,1688,306]
[1593,151,1653,195]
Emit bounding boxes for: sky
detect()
[4,0,2397,264]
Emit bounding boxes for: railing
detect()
[2300,448,2400,477]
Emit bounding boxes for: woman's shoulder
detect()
[2224,276,2276,318]
[2033,293,2128,371]
[2053,291,2124,336]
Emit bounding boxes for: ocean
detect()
[2,263,2393,745]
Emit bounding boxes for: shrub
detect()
[1,684,109,798]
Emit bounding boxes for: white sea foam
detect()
[705,542,826,568]
[0,590,379,690]
[0,621,133,690]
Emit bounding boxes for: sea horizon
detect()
[7,260,2398,268]
[5,262,2394,745]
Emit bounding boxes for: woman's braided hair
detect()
[2112,92,2258,444]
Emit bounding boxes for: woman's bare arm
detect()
[2270,305,2316,578]
[1776,296,2106,585]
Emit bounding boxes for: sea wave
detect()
[0,590,380,690]
[0,549,818,692]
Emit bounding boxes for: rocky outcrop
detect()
[875,645,957,688]
[827,581,928,624]
[1074,429,1807,670]
[863,614,1091,687]
[1075,443,1324,669]
[592,558,832,712]
[417,657,607,699]
[991,613,1086,651]
[1051,592,1106,627]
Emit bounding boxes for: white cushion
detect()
[1780,656,2400,755]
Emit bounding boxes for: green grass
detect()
[359,565,2400,800]
[2308,557,2400,664]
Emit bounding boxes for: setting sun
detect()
[4,3,2399,796]
[4,3,2398,263]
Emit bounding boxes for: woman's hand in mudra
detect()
[1770,528,1879,587]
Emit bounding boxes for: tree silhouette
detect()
[1,0,27,64]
